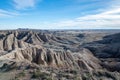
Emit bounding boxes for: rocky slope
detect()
[83,33,120,72]
[0,30,120,80]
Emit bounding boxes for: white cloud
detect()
[46,7,120,29]
[42,0,120,29]
[0,9,19,17]
[13,0,40,9]
[77,8,120,20]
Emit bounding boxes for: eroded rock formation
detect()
[0,30,120,80]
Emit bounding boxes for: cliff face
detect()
[0,30,120,80]
[0,46,101,71]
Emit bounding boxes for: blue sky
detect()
[0,0,120,29]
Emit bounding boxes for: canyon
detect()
[0,30,120,80]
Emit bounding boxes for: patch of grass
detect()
[10,76,20,80]
[32,70,53,80]
[32,70,41,78]
[18,71,26,77]
[46,77,53,80]
[82,73,92,80]
[11,70,25,80]
[64,69,78,75]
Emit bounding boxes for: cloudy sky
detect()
[0,0,120,29]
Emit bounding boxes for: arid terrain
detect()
[0,29,120,80]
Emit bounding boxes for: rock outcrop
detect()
[0,45,100,71]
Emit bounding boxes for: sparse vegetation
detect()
[32,70,53,79]
[18,71,26,77]
[32,70,41,78]
[82,73,92,80]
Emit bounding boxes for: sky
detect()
[0,0,120,29]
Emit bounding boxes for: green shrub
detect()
[18,71,26,77]
[32,70,41,78]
